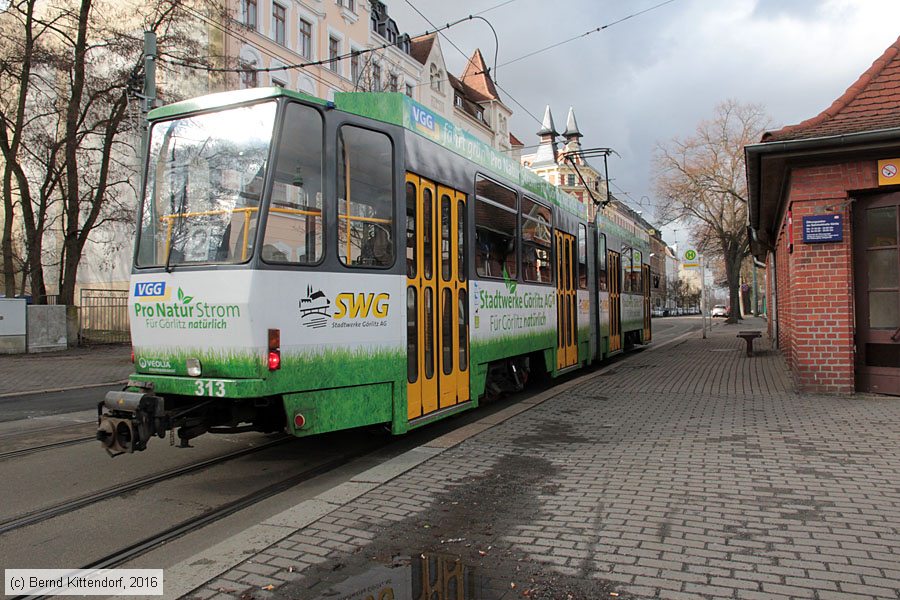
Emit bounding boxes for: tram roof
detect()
[148,87,587,220]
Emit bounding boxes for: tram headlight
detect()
[186,358,202,377]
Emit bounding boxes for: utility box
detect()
[26,304,67,352]
[0,298,27,354]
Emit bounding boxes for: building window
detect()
[405,83,414,98]
[567,174,576,186]
[388,73,398,92]
[350,51,360,87]
[328,36,340,72]
[430,64,442,92]
[240,63,258,88]
[337,0,355,11]
[372,62,381,91]
[299,18,312,59]
[242,0,257,29]
[273,3,286,45]
[454,94,463,108]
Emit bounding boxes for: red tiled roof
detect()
[509,132,524,147]
[460,49,499,102]
[409,33,436,66]
[764,35,900,142]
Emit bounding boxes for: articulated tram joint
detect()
[97,391,167,456]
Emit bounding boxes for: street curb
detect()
[156,325,702,599]
[0,380,127,399]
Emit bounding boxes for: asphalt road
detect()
[0,385,120,423]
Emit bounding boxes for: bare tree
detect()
[0,0,218,304]
[654,100,770,323]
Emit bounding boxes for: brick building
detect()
[746,35,900,394]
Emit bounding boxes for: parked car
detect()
[711,304,727,318]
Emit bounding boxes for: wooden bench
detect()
[737,330,762,357]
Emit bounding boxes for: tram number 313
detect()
[195,380,226,397]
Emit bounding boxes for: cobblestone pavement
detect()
[0,344,132,395]
[184,321,900,599]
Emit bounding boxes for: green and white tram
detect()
[97,87,650,454]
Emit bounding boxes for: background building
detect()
[747,35,900,394]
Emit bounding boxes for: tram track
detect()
[83,444,371,571]
[0,436,95,461]
[7,441,383,600]
[0,435,294,535]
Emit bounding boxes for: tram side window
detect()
[633,250,643,293]
[263,103,323,264]
[597,233,607,291]
[622,246,632,294]
[337,126,394,268]
[521,196,552,284]
[474,175,517,279]
[577,224,587,289]
[623,248,641,293]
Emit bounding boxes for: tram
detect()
[97,87,650,455]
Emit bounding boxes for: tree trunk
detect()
[2,168,15,296]
[58,0,92,307]
[724,241,742,324]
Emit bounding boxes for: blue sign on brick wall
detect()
[802,214,843,243]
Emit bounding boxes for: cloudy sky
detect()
[386,0,900,248]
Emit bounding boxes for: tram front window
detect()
[136,101,277,267]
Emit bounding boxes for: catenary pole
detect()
[701,254,707,339]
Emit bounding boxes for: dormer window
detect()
[454,94,463,108]
[430,64,442,92]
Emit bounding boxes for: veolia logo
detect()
[138,357,173,369]
[411,105,435,131]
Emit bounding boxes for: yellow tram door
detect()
[642,263,652,342]
[406,174,469,421]
[436,185,469,409]
[608,250,622,352]
[555,231,578,369]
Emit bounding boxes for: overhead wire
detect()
[498,0,677,69]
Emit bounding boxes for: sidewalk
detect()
[0,344,133,396]
[165,319,900,599]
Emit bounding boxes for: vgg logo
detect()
[134,281,167,299]
[411,105,435,131]
[333,293,390,319]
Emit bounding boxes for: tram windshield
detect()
[136,102,277,267]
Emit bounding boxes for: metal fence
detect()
[79,288,130,344]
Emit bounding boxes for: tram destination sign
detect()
[802,214,843,243]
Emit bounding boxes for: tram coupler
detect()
[97,391,167,456]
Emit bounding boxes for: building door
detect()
[556,231,578,369]
[855,192,900,394]
[406,174,469,420]
[642,263,652,342]
[608,250,622,352]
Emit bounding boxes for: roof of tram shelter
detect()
[746,34,900,261]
